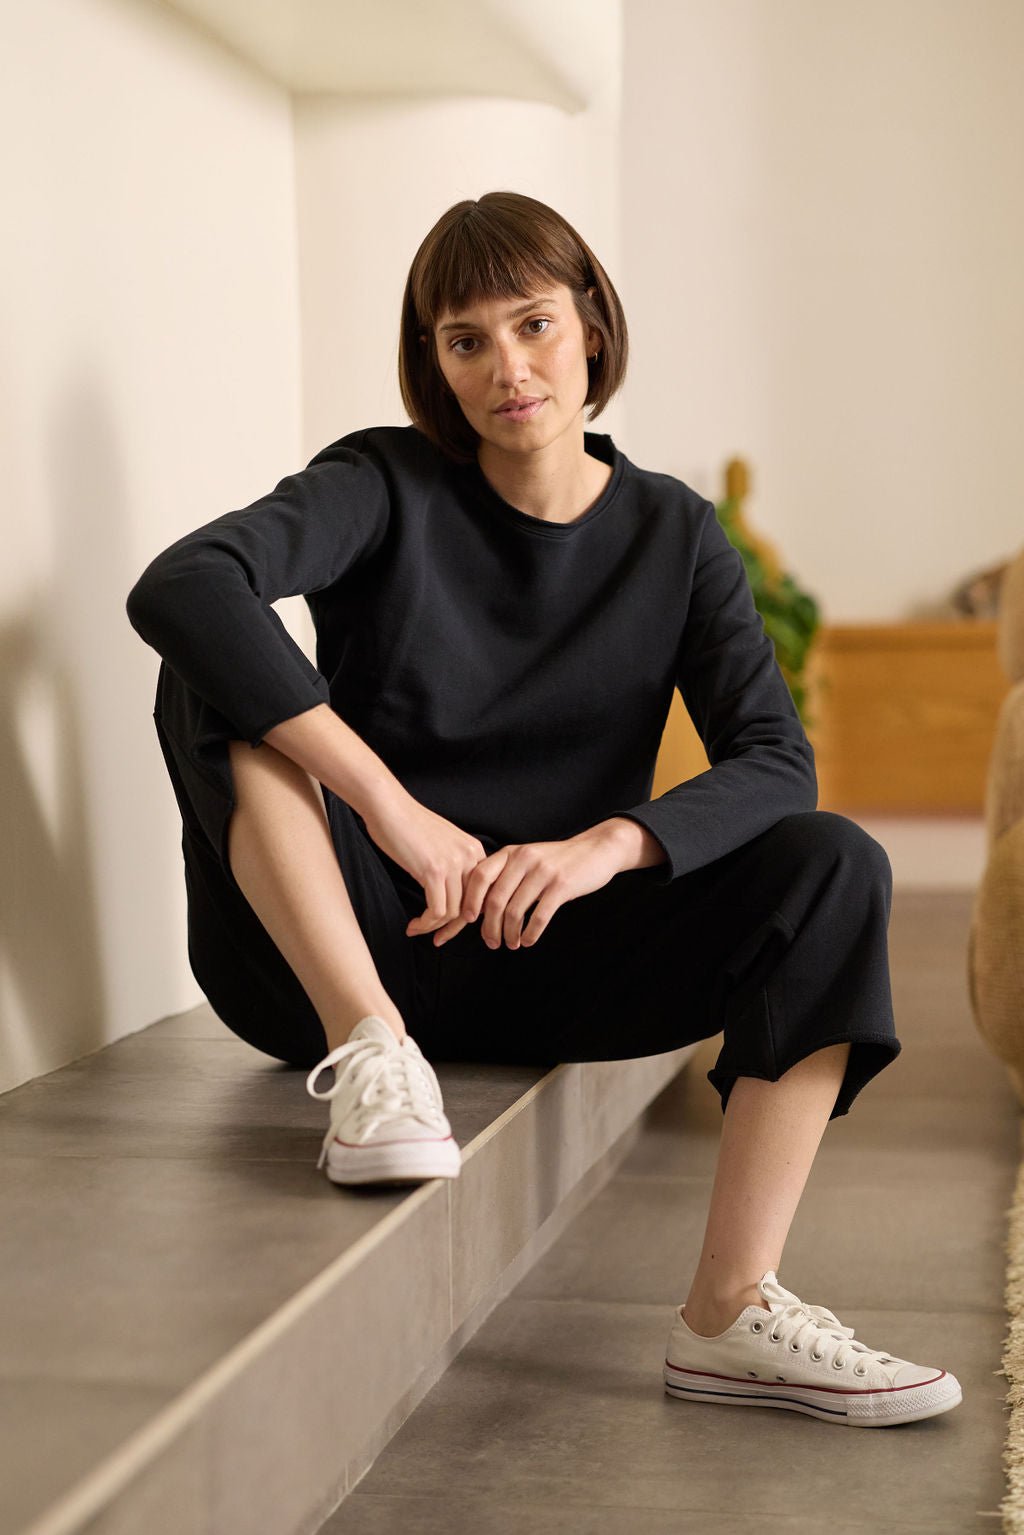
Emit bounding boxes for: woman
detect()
[126,191,961,1427]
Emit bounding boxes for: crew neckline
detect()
[466,432,625,539]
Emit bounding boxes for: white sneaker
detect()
[305,1016,461,1185]
[663,1270,963,1427]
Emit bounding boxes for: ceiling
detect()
[160,0,616,112]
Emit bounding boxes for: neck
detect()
[476,425,610,526]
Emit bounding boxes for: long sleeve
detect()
[126,434,390,746]
[614,499,818,883]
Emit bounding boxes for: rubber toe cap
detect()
[892,1361,952,1388]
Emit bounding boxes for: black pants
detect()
[152,672,901,1122]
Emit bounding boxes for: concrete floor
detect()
[323,888,1018,1534]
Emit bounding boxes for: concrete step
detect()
[0,1003,695,1535]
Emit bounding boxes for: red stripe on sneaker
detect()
[664,1361,948,1395]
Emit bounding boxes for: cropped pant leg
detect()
[419,810,902,1123]
[149,666,440,1068]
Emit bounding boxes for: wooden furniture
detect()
[653,620,1006,815]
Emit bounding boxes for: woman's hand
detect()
[359,787,490,934]
[418,824,632,950]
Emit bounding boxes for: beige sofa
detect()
[968,545,1024,1105]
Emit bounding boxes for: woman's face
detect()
[432,280,600,458]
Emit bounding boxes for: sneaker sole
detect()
[324,1137,462,1186]
[663,1362,962,1426]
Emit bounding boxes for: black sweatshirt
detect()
[126,424,817,885]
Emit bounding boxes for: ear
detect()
[584,289,601,358]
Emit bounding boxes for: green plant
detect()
[714,495,822,730]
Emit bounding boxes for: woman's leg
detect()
[424,809,900,1330]
[680,1039,851,1334]
[226,738,406,1050]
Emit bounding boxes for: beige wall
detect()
[0,0,621,1092]
[4,0,1017,1092]
[621,0,1024,621]
[294,91,623,454]
[2,0,302,1092]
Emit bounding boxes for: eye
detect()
[448,316,551,356]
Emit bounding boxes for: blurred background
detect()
[2,0,1020,1093]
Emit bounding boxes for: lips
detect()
[495,397,545,420]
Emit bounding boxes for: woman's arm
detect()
[611,500,817,884]
[599,816,670,873]
[265,700,508,940]
[261,702,405,821]
[126,435,390,748]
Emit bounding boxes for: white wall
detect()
[621,0,1024,620]
[6,0,1015,1093]
[293,89,622,452]
[1,0,301,1092]
[0,0,621,1092]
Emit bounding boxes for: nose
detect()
[492,337,530,388]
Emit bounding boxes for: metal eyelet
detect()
[747,1370,758,1378]
[854,1364,867,1376]
[833,1356,846,1370]
[811,1350,823,1361]
[789,1341,801,1352]
[769,1331,780,1343]
[751,1321,764,1332]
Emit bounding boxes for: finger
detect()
[433,913,469,944]
[432,873,464,947]
[503,889,538,949]
[481,881,511,947]
[432,859,493,947]
[520,892,561,947]
[467,859,510,948]
[501,869,548,949]
[408,872,448,935]
[461,851,503,927]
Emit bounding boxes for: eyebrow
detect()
[437,297,558,334]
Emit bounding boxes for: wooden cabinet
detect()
[652,620,1006,815]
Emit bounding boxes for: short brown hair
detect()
[398,191,628,463]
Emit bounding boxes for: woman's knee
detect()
[774,809,893,893]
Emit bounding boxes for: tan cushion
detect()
[970,543,1024,1100]
[968,818,1024,1104]
[985,681,1024,849]
[999,545,1024,684]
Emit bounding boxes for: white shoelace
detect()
[305,1034,447,1168]
[763,1299,898,1375]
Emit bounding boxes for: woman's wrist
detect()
[594,815,668,873]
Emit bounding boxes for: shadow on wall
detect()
[1,375,182,1092]
[0,606,106,1087]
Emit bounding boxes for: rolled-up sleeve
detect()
[126,434,390,746]
[614,500,818,883]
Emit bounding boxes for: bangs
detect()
[411,206,577,329]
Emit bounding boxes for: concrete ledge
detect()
[2,1004,695,1535]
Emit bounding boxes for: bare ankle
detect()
[682,1278,770,1335]
[324,1008,407,1051]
